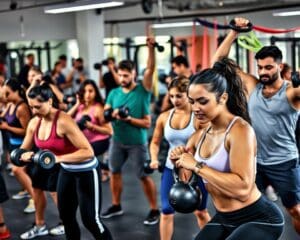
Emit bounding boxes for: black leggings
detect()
[91,139,110,170]
[57,165,112,240]
[195,196,284,240]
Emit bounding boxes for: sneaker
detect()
[265,185,278,202]
[49,223,65,236]
[101,205,123,218]
[20,224,48,239]
[0,228,11,239]
[143,209,160,225]
[12,190,30,200]
[24,199,35,214]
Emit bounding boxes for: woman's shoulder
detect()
[158,109,173,121]
[229,117,255,138]
[16,102,30,114]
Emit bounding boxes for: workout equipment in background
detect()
[10,148,55,169]
[104,105,129,122]
[63,94,77,105]
[228,19,263,53]
[169,168,202,214]
[77,115,91,130]
[143,159,165,174]
[292,71,300,88]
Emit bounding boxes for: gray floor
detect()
[1,158,300,240]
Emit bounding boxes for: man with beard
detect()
[211,17,300,236]
[101,37,160,225]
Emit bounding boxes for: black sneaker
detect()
[143,209,160,225]
[101,205,124,218]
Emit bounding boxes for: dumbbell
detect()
[104,106,130,122]
[292,71,300,88]
[154,42,164,52]
[10,148,55,169]
[77,115,91,130]
[118,105,129,118]
[63,94,76,105]
[144,159,164,174]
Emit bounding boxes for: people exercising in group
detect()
[212,17,300,235]
[18,83,112,240]
[170,58,284,239]
[149,76,211,240]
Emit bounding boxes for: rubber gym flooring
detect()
[1,157,299,240]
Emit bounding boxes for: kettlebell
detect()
[168,168,202,214]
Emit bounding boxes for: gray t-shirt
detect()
[248,81,299,165]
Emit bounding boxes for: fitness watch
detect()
[194,161,206,174]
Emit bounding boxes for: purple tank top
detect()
[194,117,239,183]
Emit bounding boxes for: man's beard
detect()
[259,72,278,86]
[122,80,133,89]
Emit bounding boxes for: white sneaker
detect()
[265,185,278,202]
[49,223,65,236]
[24,199,36,214]
[20,224,48,239]
[12,190,30,200]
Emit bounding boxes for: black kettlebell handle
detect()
[173,167,198,186]
[229,19,253,33]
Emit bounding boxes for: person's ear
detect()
[220,92,228,105]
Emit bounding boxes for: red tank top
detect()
[34,110,78,156]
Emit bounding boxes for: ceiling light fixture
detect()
[273,10,300,17]
[44,0,124,14]
[152,22,195,29]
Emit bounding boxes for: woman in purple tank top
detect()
[0,78,34,214]
[170,59,284,240]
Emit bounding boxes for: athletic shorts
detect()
[108,140,148,179]
[31,163,60,192]
[256,159,300,208]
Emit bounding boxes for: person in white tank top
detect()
[149,76,211,240]
[170,59,284,240]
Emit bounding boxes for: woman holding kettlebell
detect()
[170,58,284,240]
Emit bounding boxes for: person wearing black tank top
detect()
[170,60,284,240]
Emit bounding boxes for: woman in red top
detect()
[20,83,112,240]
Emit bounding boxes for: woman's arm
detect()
[85,104,113,136]
[2,103,30,136]
[177,119,257,201]
[149,113,166,168]
[66,96,80,116]
[20,118,38,150]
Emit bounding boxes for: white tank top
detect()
[164,109,196,169]
[194,117,239,183]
